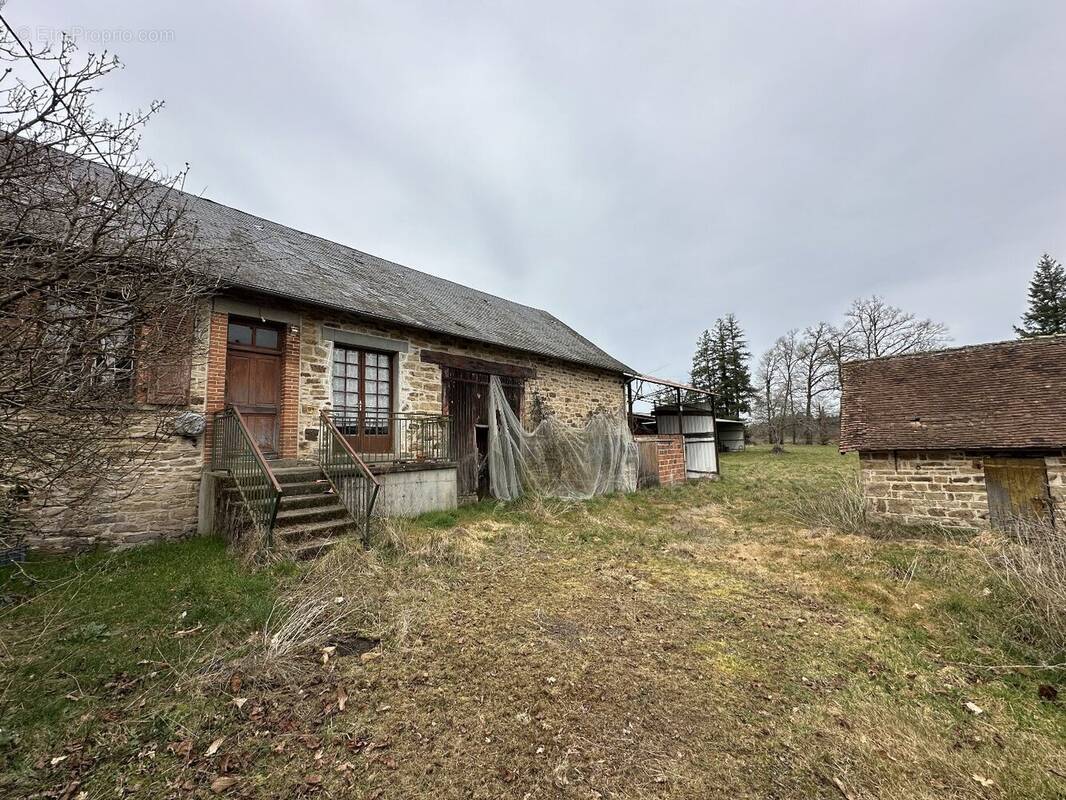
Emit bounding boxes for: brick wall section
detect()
[201,309,229,464]
[859,450,990,530]
[654,434,686,486]
[278,326,301,460]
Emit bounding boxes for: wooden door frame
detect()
[224,316,284,457]
[983,454,1054,529]
[331,344,397,456]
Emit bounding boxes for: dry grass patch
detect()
[4,446,1066,798]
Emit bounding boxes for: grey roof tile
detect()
[183,194,631,373]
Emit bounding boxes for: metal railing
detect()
[327,411,454,464]
[319,410,381,542]
[211,406,283,547]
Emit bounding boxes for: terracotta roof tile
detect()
[839,336,1066,452]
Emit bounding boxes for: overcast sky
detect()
[20,1,1066,379]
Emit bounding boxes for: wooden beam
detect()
[420,349,536,379]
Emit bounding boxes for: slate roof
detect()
[179,193,631,374]
[839,336,1066,452]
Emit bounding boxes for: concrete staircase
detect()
[220,464,360,559]
[271,465,360,559]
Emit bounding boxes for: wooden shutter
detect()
[142,312,194,406]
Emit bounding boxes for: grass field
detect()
[2,446,1064,798]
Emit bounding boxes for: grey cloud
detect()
[28,0,1066,379]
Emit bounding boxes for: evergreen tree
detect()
[689,329,715,394]
[718,314,755,418]
[1016,254,1066,337]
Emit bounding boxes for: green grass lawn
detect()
[2,445,1064,798]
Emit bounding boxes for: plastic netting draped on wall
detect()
[487,375,639,501]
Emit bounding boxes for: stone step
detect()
[289,537,343,560]
[273,517,358,544]
[272,465,327,484]
[279,491,340,510]
[274,503,351,528]
[279,479,334,496]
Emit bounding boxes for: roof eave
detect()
[221,281,633,375]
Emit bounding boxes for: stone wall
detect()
[859,450,990,530]
[19,300,214,552]
[860,449,1066,531]
[26,294,628,551]
[295,305,626,462]
[24,413,205,552]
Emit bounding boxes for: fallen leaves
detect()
[964,701,984,716]
[204,737,225,757]
[173,623,204,638]
[337,686,348,712]
[210,775,241,794]
[972,774,994,788]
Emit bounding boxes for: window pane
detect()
[346,349,360,364]
[227,323,252,345]
[255,328,278,349]
[346,378,360,393]
[332,376,344,392]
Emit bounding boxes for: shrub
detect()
[787,471,867,534]
[981,515,1066,654]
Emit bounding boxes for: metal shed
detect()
[715,419,746,451]
[653,403,719,479]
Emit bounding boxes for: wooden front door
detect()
[225,319,282,457]
[984,457,1053,530]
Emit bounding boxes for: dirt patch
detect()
[324,632,379,657]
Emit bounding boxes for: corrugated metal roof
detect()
[181,193,631,374]
[840,335,1066,452]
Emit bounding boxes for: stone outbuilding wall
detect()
[859,449,1066,531]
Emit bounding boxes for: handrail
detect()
[212,405,283,546]
[319,410,381,543]
[326,410,454,464]
[229,406,284,495]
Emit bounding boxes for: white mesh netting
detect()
[487,375,639,501]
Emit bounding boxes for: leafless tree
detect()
[772,330,800,444]
[0,32,214,549]
[796,322,837,444]
[830,296,950,380]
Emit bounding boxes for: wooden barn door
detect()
[442,367,523,500]
[984,457,1053,530]
[636,440,660,488]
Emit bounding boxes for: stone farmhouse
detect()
[840,336,1066,531]
[31,189,648,554]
